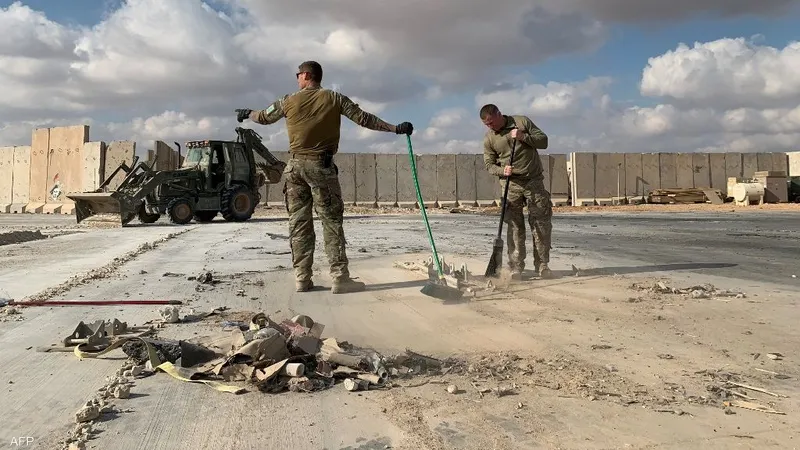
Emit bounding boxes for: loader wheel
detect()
[137,205,160,224]
[193,211,217,223]
[221,185,255,222]
[167,198,194,225]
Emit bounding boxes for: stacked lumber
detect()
[647,188,724,204]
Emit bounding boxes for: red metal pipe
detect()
[8,300,182,307]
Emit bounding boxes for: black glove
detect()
[235,109,252,123]
[395,122,413,135]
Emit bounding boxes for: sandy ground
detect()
[0,205,798,450]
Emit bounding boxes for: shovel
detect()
[484,135,518,277]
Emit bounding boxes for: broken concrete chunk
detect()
[69,441,86,450]
[75,405,100,423]
[130,365,144,376]
[447,384,458,394]
[113,384,130,399]
[160,306,180,323]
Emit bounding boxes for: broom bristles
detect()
[484,247,503,277]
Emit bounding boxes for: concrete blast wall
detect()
[2,124,799,213]
[568,151,794,205]
[789,151,800,176]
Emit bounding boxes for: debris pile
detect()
[72,311,456,396]
[700,369,788,415]
[1,295,24,322]
[632,281,746,299]
[59,363,140,450]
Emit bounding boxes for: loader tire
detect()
[137,205,160,224]
[221,185,255,222]
[167,198,194,225]
[193,211,217,223]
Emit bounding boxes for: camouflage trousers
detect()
[283,157,350,283]
[499,176,553,272]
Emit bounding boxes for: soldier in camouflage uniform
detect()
[236,61,413,293]
[480,104,553,279]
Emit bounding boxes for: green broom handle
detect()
[406,135,445,278]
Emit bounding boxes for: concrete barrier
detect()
[82,142,106,192]
[416,154,437,207]
[0,147,13,212]
[772,153,789,174]
[26,128,49,213]
[475,154,497,206]
[757,153,773,172]
[104,141,136,192]
[42,125,89,214]
[641,153,660,195]
[10,146,31,213]
[355,153,377,207]
[693,153,711,188]
[594,153,624,204]
[676,153,694,188]
[155,141,176,170]
[550,154,569,205]
[789,151,800,176]
[436,154,457,207]
[659,153,678,189]
[742,153,758,178]
[709,153,726,193]
[570,152,595,206]
[624,153,643,199]
[376,154,396,206]
[455,154,477,207]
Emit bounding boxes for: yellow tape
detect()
[74,337,245,394]
[155,362,246,394]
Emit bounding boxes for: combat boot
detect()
[296,279,314,292]
[331,277,365,294]
[538,264,553,279]
[510,269,523,281]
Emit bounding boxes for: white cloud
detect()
[0,1,799,159]
[640,37,800,108]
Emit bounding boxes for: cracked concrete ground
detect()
[0,207,798,449]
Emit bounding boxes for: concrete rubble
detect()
[60,363,140,450]
[631,281,747,299]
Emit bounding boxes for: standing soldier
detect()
[236,61,414,293]
[480,104,553,279]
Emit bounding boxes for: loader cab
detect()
[184,140,228,190]
[184,139,255,191]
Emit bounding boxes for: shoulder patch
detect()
[265,104,275,114]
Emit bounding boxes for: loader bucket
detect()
[66,192,139,226]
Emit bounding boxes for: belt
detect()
[290,153,328,161]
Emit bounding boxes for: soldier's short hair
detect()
[479,104,500,119]
[298,61,323,82]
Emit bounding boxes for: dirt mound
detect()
[0,230,47,246]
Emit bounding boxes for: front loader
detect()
[66,127,287,226]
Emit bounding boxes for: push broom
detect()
[404,135,463,301]
[484,136,518,277]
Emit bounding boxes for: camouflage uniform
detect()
[249,85,396,292]
[483,115,553,278]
